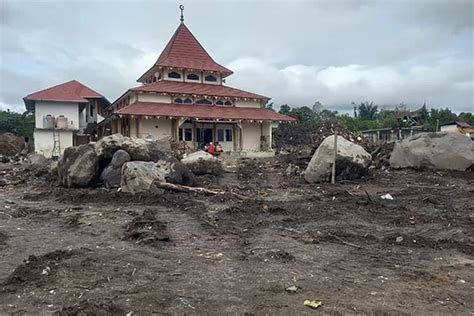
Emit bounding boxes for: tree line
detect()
[267,101,474,132]
[0,110,35,139]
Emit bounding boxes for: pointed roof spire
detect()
[179,5,184,23]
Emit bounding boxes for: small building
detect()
[23,80,109,157]
[97,8,295,155]
[440,121,474,137]
[361,126,425,143]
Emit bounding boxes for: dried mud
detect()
[0,158,473,315]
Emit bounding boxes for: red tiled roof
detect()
[153,23,232,76]
[131,81,269,100]
[24,80,104,102]
[116,102,296,122]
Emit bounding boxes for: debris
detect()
[152,181,224,195]
[380,193,394,200]
[285,285,299,293]
[396,236,404,243]
[304,299,322,309]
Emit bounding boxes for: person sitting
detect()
[215,142,223,156]
[207,142,216,156]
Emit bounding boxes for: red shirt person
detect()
[207,142,216,155]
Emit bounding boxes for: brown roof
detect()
[24,80,103,102]
[149,23,232,77]
[116,102,296,122]
[456,121,473,128]
[131,81,269,100]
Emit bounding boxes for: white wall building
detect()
[23,80,109,157]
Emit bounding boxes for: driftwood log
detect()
[152,181,224,195]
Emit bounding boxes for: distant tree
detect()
[0,109,34,139]
[458,112,474,125]
[279,104,291,115]
[265,102,275,112]
[319,108,338,121]
[289,106,317,125]
[357,101,378,120]
[312,101,323,114]
[419,104,429,123]
[427,107,458,130]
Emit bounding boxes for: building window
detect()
[205,75,217,82]
[179,128,192,141]
[224,100,232,106]
[195,99,212,105]
[175,97,193,104]
[168,71,181,79]
[217,129,224,142]
[217,129,233,142]
[90,104,94,116]
[225,129,233,141]
[187,73,199,81]
[216,100,224,106]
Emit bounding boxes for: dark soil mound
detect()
[335,156,370,180]
[123,209,170,246]
[55,299,126,316]
[1,249,75,292]
[0,231,8,244]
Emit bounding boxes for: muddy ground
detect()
[0,158,473,315]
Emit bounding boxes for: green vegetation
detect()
[278,101,473,132]
[0,110,35,139]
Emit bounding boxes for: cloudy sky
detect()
[1,0,473,113]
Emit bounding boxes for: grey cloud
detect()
[0,0,472,113]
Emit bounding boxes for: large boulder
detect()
[181,151,224,175]
[100,149,131,188]
[94,134,168,162]
[156,157,197,186]
[27,153,51,177]
[121,158,197,194]
[0,133,25,156]
[94,134,126,159]
[389,132,473,171]
[121,161,165,194]
[58,143,99,187]
[304,135,372,183]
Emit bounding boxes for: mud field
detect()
[0,158,473,315]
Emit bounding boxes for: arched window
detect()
[216,100,224,106]
[168,71,181,79]
[224,100,233,106]
[174,98,183,104]
[186,73,199,81]
[183,98,193,104]
[205,75,217,82]
[195,99,213,105]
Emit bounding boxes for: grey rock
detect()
[181,151,224,175]
[58,143,99,187]
[121,161,165,194]
[304,135,372,183]
[389,132,473,171]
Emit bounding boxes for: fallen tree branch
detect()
[153,182,224,195]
